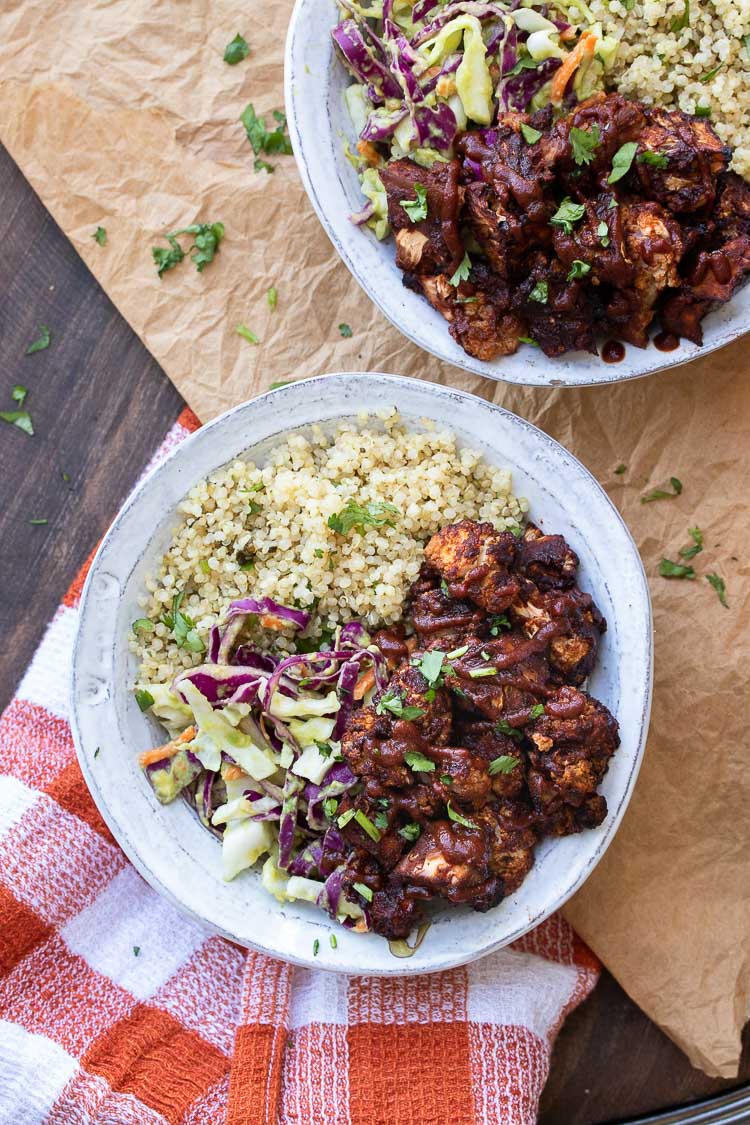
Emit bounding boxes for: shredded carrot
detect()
[354,668,376,701]
[223,764,249,782]
[550,32,597,105]
[357,139,382,167]
[138,726,196,768]
[259,613,286,630]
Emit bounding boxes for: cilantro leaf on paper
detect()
[26,325,51,354]
[224,33,250,65]
[706,573,728,607]
[679,526,703,560]
[0,410,34,436]
[93,226,108,246]
[241,103,293,173]
[641,477,682,503]
[659,558,695,579]
[152,224,224,277]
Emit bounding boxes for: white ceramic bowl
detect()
[284,0,750,387]
[71,373,652,974]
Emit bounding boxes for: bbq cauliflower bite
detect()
[517,523,578,591]
[511,583,606,687]
[409,566,485,652]
[446,632,552,724]
[457,718,527,799]
[472,801,537,896]
[526,685,619,836]
[424,519,520,613]
[380,663,453,746]
[393,819,503,910]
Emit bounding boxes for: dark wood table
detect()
[2,144,748,1123]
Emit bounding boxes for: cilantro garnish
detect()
[0,410,34,436]
[446,802,478,830]
[400,183,428,223]
[313,938,320,956]
[570,125,600,166]
[267,286,278,310]
[449,252,472,287]
[354,809,381,842]
[489,614,511,636]
[11,385,27,406]
[224,33,250,65]
[93,226,107,246]
[614,463,626,475]
[330,934,338,949]
[659,559,695,579]
[567,260,591,281]
[161,591,205,653]
[700,62,724,84]
[679,526,703,560]
[415,650,445,688]
[404,749,435,773]
[638,151,669,168]
[608,141,638,184]
[133,945,141,957]
[518,336,539,347]
[597,220,611,248]
[241,104,293,172]
[706,573,728,608]
[134,688,155,711]
[440,577,451,596]
[29,518,48,526]
[237,324,259,344]
[530,703,545,719]
[694,105,712,118]
[152,223,224,277]
[520,123,542,145]
[352,882,373,903]
[132,618,154,635]
[550,198,586,235]
[496,720,523,741]
[26,325,51,354]
[488,755,520,776]
[508,56,539,77]
[641,477,682,503]
[323,797,339,819]
[399,822,421,842]
[328,498,399,535]
[529,280,548,304]
[338,323,353,338]
[376,689,425,722]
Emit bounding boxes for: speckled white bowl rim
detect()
[70,373,653,975]
[283,0,750,388]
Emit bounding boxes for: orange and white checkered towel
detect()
[0,408,600,1125]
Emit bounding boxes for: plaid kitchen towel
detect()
[0,407,600,1125]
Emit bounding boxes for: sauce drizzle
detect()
[602,340,625,364]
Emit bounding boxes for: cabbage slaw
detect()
[135,597,390,931]
[333,0,619,238]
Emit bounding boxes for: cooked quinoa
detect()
[133,411,528,685]
[592,0,750,177]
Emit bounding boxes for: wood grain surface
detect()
[1,143,747,1123]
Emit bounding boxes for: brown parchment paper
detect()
[2,0,749,1079]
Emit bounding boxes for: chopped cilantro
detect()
[550,197,586,235]
[567,260,591,281]
[26,325,51,354]
[446,802,478,830]
[374,810,389,831]
[508,55,540,77]
[314,548,324,558]
[399,822,421,842]
[496,720,523,741]
[376,689,425,722]
[415,650,445,687]
[679,526,703,560]
[597,220,611,248]
[269,380,293,389]
[236,324,259,345]
[449,252,472,287]
[706,573,728,608]
[132,618,154,634]
[162,591,205,653]
[135,688,155,711]
[267,286,278,310]
[530,703,545,719]
[489,614,511,636]
[133,945,141,957]
[641,477,682,503]
[241,104,293,172]
[518,336,539,347]
[328,498,399,535]
[400,183,428,223]
[353,882,373,903]
[29,518,48,526]
[338,323,353,338]
[440,577,451,596]
[529,280,549,304]
[11,385,27,406]
[570,125,600,166]
[694,105,712,118]
[0,411,34,435]
[94,747,101,759]
[520,123,542,145]
[440,773,452,785]
[313,938,320,956]
[354,809,381,842]
[670,0,690,32]
[488,754,520,776]
[404,750,436,773]
[638,151,669,168]
[323,797,339,819]
[700,62,724,84]
[607,141,638,184]
[614,463,626,475]
[93,226,107,246]
[659,558,695,579]
[330,933,338,949]
[153,223,224,277]
[224,33,250,65]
